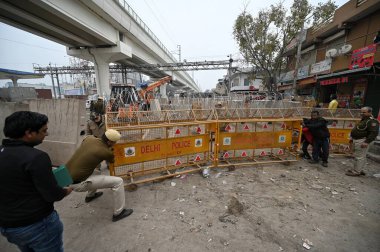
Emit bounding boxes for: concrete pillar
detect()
[67,40,132,98]
[93,55,111,97]
[160,83,168,99]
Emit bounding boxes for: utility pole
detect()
[227,54,233,93]
[55,68,62,99]
[292,26,304,96]
[49,63,57,98]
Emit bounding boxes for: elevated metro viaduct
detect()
[0,0,201,97]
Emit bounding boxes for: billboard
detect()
[349,44,376,70]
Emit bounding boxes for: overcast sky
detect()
[0,0,347,91]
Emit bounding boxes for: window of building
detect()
[244,78,249,86]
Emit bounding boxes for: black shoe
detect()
[303,156,311,160]
[309,160,318,164]
[321,162,328,167]
[85,192,103,203]
[112,209,133,222]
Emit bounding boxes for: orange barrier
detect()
[105,108,360,188]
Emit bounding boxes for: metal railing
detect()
[116,0,176,63]
[115,0,197,89]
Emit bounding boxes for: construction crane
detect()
[139,76,172,110]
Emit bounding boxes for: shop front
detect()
[296,76,317,96]
[317,67,371,109]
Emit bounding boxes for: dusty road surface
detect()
[1,156,380,252]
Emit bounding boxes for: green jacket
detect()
[350,116,379,143]
[66,136,114,182]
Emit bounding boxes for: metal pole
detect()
[55,70,61,99]
[49,63,57,98]
[292,26,304,96]
[228,54,233,94]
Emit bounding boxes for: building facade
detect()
[282,0,380,115]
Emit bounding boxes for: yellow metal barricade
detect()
[214,108,301,167]
[105,107,360,188]
[106,110,216,187]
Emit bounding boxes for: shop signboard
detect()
[349,44,376,70]
[297,65,309,79]
[320,76,348,86]
[310,58,332,74]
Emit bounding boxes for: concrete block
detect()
[0,99,86,166]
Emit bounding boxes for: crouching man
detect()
[66,129,133,222]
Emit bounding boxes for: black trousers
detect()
[312,138,329,162]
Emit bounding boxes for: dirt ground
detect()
[1,156,380,252]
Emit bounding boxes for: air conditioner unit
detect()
[325,48,338,58]
[339,44,352,55]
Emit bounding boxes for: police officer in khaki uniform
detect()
[86,112,106,138]
[347,106,379,175]
[67,129,133,222]
[92,97,105,115]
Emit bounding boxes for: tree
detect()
[233,0,337,91]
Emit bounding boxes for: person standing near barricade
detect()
[346,106,379,176]
[303,110,330,167]
[328,94,338,114]
[66,129,133,222]
[87,112,106,138]
[0,111,72,251]
[93,97,105,115]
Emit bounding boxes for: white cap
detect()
[105,129,121,142]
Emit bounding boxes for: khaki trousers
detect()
[352,139,369,171]
[70,175,125,215]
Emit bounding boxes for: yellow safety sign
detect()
[218,131,292,150]
[329,128,351,144]
[113,135,209,166]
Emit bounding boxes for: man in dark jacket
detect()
[303,110,330,167]
[0,111,72,251]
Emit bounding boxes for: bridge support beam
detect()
[67,41,132,97]
[93,56,110,97]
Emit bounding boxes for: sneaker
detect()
[112,208,133,222]
[322,162,328,167]
[85,192,103,203]
[303,156,311,160]
[308,160,319,164]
